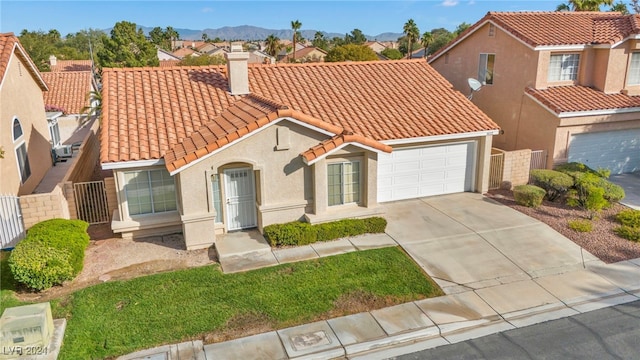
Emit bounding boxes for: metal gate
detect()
[530,150,547,170]
[0,194,25,248]
[489,153,504,190]
[74,181,109,224]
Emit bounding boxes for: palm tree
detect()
[291,20,302,61]
[420,32,434,58]
[265,34,283,57]
[403,19,419,59]
[82,90,102,121]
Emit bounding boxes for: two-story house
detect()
[430,11,640,174]
[0,33,52,195]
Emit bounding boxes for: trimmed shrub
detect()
[599,180,625,203]
[264,217,387,247]
[568,219,593,233]
[513,185,545,208]
[529,169,574,201]
[26,219,90,275]
[363,217,387,233]
[9,218,90,291]
[616,209,640,227]
[263,222,315,247]
[614,226,640,242]
[8,241,74,291]
[555,162,601,178]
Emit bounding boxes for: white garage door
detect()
[568,129,640,174]
[377,142,476,202]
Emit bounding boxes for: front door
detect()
[224,168,257,231]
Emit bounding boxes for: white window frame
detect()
[48,118,61,147]
[627,52,640,86]
[12,117,31,183]
[123,169,177,217]
[548,53,580,82]
[478,53,495,85]
[211,174,223,223]
[327,160,361,207]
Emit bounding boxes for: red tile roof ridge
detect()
[300,132,392,163]
[266,59,425,68]
[102,64,226,72]
[245,93,289,110]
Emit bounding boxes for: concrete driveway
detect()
[384,193,599,294]
[610,172,640,210]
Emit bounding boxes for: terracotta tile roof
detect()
[0,32,47,90]
[50,60,92,72]
[41,71,93,114]
[301,131,392,164]
[286,47,327,61]
[487,11,640,47]
[101,60,498,171]
[172,47,198,59]
[159,60,180,67]
[526,85,640,114]
[431,12,640,62]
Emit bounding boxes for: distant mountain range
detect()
[105,25,403,42]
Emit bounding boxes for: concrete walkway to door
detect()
[384,193,601,294]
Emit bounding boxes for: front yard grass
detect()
[2,247,442,359]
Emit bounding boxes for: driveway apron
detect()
[384,193,597,293]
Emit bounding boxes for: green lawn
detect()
[2,247,442,359]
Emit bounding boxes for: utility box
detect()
[0,302,54,358]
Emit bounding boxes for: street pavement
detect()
[394,300,640,360]
[118,193,640,360]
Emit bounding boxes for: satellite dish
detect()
[467,78,483,100]
[468,78,482,91]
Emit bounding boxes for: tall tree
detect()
[165,26,179,51]
[420,32,434,58]
[312,31,329,51]
[264,34,283,57]
[290,19,302,61]
[610,1,629,13]
[97,21,159,68]
[345,28,367,45]
[454,22,472,36]
[403,19,419,59]
[325,44,378,62]
[178,54,226,66]
[557,0,613,11]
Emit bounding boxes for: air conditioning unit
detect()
[54,145,73,158]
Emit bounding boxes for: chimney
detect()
[224,42,250,95]
[49,55,57,66]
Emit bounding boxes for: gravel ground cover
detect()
[487,189,640,264]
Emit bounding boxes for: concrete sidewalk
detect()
[118,194,640,360]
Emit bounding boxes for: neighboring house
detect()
[157,48,181,61]
[285,47,327,63]
[366,41,387,54]
[100,44,499,249]
[0,33,52,195]
[248,50,275,64]
[196,43,217,54]
[41,70,97,144]
[411,48,427,59]
[172,47,199,59]
[430,11,640,174]
[49,57,92,72]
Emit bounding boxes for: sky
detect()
[1,1,562,37]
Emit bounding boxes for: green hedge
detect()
[264,217,387,247]
[513,185,545,208]
[8,218,90,291]
[8,241,74,291]
[529,169,574,201]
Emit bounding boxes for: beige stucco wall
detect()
[0,52,51,195]
[177,120,327,249]
[430,22,538,151]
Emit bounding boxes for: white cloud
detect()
[468,0,476,5]
[201,7,214,13]
[442,0,459,6]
